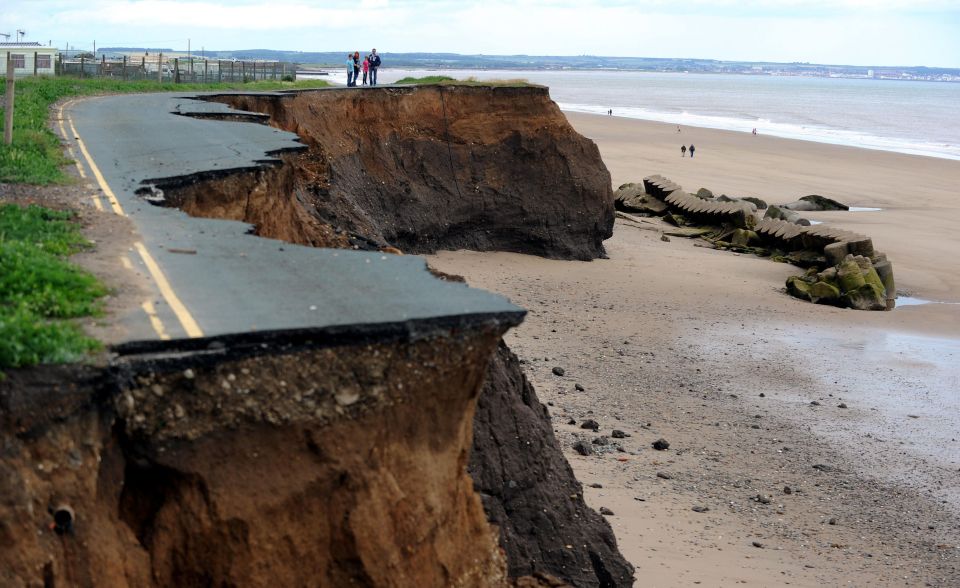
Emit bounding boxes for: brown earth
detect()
[147,85,614,260]
[0,87,632,587]
[1,326,512,587]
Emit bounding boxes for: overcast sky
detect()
[2,0,958,67]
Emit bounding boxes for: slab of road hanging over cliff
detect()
[64,91,526,343]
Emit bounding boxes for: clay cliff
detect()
[1,85,632,587]
[149,85,614,260]
[1,324,513,587]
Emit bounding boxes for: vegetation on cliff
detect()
[395,75,533,86]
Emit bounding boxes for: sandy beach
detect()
[427,113,960,586]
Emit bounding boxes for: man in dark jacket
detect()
[369,48,381,86]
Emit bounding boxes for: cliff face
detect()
[156,85,614,260]
[472,343,635,587]
[0,325,512,587]
[0,86,632,587]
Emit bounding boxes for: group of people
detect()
[346,48,381,87]
[681,144,696,158]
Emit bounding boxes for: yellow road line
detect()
[65,116,125,216]
[119,255,133,270]
[67,101,202,340]
[141,300,172,340]
[134,241,204,338]
[89,193,103,211]
[58,103,87,179]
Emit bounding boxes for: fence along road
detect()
[58,52,296,83]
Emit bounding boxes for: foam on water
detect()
[558,102,960,161]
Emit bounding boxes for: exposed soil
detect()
[472,342,634,586]
[1,325,514,587]
[144,85,614,260]
[0,87,632,587]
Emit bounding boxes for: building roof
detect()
[1,42,46,47]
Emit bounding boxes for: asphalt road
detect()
[63,91,524,344]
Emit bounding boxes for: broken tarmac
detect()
[61,90,525,347]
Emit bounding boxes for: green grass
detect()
[395,75,458,85]
[0,76,332,184]
[0,204,106,370]
[395,75,532,87]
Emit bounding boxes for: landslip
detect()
[1,85,632,587]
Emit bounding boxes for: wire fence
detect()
[56,53,297,83]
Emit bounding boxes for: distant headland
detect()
[97,48,960,82]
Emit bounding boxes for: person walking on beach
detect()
[689,144,696,158]
[346,53,354,86]
[681,145,687,157]
[369,48,381,86]
[362,55,370,85]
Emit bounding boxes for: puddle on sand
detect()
[848,206,882,212]
[775,329,960,507]
[894,296,960,308]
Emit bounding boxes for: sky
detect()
[2,0,959,67]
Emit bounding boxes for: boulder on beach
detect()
[781,195,849,212]
[614,183,668,215]
[789,253,886,310]
[696,188,714,199]
[765,205,811,226]
[741,196,768,210]
[731,229,759,247]
[809,280,841,304]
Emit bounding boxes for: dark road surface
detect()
[62,91,524,344]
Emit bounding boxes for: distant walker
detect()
[689,144,696,158]
[681,145,687,157]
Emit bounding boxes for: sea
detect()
[314,68,960,161]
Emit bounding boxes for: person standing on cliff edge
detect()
[369,48,382,86]
[346,53,354,86]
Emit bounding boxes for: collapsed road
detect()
[0,87,633,587]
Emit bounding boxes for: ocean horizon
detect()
[316,68,960,161]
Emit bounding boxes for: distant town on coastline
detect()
[94,48,960,82]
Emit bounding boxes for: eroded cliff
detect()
[1,85,632,587]
[1,323,513,587]
[148,85,614,260]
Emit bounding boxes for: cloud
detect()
[2,0,957,66]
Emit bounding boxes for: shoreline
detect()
[559,105,960,162]
[426,113,960,585]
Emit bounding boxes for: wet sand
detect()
[427,114,960,586]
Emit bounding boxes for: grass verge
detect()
[0,204,107,371]
[0,76,331,184]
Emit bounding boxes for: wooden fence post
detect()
[4,56,15,145]
[80,56,85,79]
[123,55,127,81]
